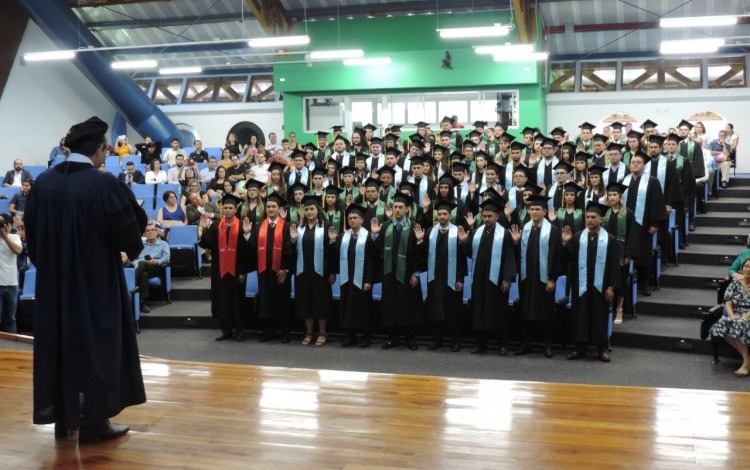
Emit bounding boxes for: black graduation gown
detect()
[604,207,639,288]
[565,230,620,346]
[419,227,468,323]
[293,223,333,320]
[461,224,517,332]
[531,159,555,187]
[625,175,668,267]
[25,162,147,428]
[519,223,564,323]
[650,157,684,206]
[249,219,294,321]
[422,200,470,231]
[198,219,251,325]
[373,220,424,327]
[332,230,376,330]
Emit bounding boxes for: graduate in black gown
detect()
[248,192,294,342]
[333,204,377,347]
[423,174,470,231]
[562,201,621,362]
[291,195,335,346]
[25,117,147,443]
[416,200,468,352]
[199,193,252,341]
[459,198,518,355]
[646,135,683,263]
[371,192,424,350]
[603,182,638,324]
[513,194,564,358]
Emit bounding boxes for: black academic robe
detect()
[604,207,639,288]
[531,158,556,187]
[461,224,517,333]
[624,174,668,267]
[293,223,333,321]
[565,229,621,346]
[332,229,376,330]
[248,218,294,321]
[519,222,564,324]
[25,161,147,428]
[591,152,607,167]
[649,157,684,206]
[418,226,468,323]
[422,200,470,231]
[364,200,389,225]
[373,219,424,327]
[198,219,251,330]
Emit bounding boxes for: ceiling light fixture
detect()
[475,44,534,55]
[112,59,158,70]
[660,15,738,28]
[438,24,510,39]
[159,66,203,75]
[309,49,364,60]
[492,52,548,62]
[248,35,310,48]
[343,57,392,66]
[23,50,76,61]
[660,38,725,54]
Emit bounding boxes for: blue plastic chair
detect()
[122,155,141,166]
[52,156,66,166]
[167,225,201,278]
[155,183,181,201]
[105,156,120,166]
[508,276,520,305]
[19,269,36,301]
[25,166,46,179]
[147,265,171,303]
[290,275,296,299]
[204,147,222,159]
[245,271,259,298]
[133,164,147,175]
[124,267,141,329]
[0,200,10,214]
[462,274,472,304]
[555,275,570,308]
[106,164,122,176]
[372,283,382,301]
[0,187,18,199]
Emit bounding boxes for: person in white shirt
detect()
[266,132,280,153]
[167,155,186,184]
[0,217,22,333]
[145,159,168,184]
[200,156,218,181]
[251,151,271,183]
[162,138,183,167]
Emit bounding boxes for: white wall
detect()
[547,87,750,172]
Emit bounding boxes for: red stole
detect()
[218,218,239,277]
[258,218,284,273]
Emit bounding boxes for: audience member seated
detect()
[167,154,188,184]
[163,138,184,167]
[157,191,187,227]
[206,166,228,201]
[118,161,146,186]
[115,135,134,161]
[186,191,220,226]
[132,223,170,313]
[179,167,201,193]
[251,150,270,182]
[710,130,733,189]
[180,179,206,206]
[218,148,233,170]
[709,258,750,377]
[49,137,69,165]
[200,157,217,181]
[3,160,32,188]
[226,155,246,185]
[137,138,162,168]
[190,139,209,163]
[9,180,31,216]
[224,132,242,157]
[145,159,168,184]
[728,247,750,281]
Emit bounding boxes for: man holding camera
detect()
[118,161,145,186]
[132,223,170,313]
[0,216,22,333]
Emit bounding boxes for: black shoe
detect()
[235,331,245,342]
[451,342,461,352]
[215,332,233,341]
[341,337,357,347]
[470,344,486,354]
[382,339,400,350]
[259,333,275,343]
[407,339,418,351]
[140,303,150,313]
[514,344,533,356]
[640,287,652,297]
[358,339,371,348]
[280,334,290,344]
[498,346,509,356]
[544,346,553,358]
[78,420,129,445]
[54,422,69,439]
[427,340,443,351]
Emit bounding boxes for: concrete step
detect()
[659,263,729,289]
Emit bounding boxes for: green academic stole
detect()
[289,206,301,225]
[327,210,342,231]
[556,208,582,231]
[604,208,628,266]
[339,186,360,206]
[675,155,685,185]
[384,219,410,283]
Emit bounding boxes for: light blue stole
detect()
[547,183,559,210]
[296,224,325,276]
[646,157,667,191]
[578,228,609,296]
[603,164,625,185]
[536,157,558,186]
[521,218,552,284]
[504,163,515,189]
[340,228,368,288]
[584,189,606,207]
[428,224,458,290]
[472,223,506,286]
[508,187,519,210]
[623,174,649,225]
[288,167,309,186]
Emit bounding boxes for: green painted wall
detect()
[275,12,547,142]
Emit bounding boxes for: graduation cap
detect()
[340,165,356,175]
[631,150,651,164]
[384,133,399,142]
[434,199,457,212]
[346,204,367,218]
[609,121,625,130]
[592,133,607,143]
[439,130,454,138]
[393,191,415,206]
[665,133,681,143]
[291,149,306,160]
[302,194,322,206]
[521,126,536,136]
[540,137,557,148]
[534,134,546,143]
[421,155,437,167]
[370,136,384,146]
[66,116,108,149]
[574,151,590,162]
[325,185,343,196]
[579,122,596,131]
[468,130,483,139]
[585,200,607,216]
[474,150,490,160]
[640,119,658,130]
[266,192,288,207]
[398,181,418,195]
[473,120,488,129]
[221,193,242,207]
[331,125,344,132]
[377,166,397,178]
[408,137,425,149]
[316,131,330,138]
[311,167,327,177]
[304,142,318,150]
[325,158,341,169]
[364,123,378,131]
[449,151,465,163]
[440,116,453,124]
[563,182,582,194]
[588,165,606,176]
[415,121,429,128]
[512,165,529,177]
[627,130,644,140]
[606,182,628,194]
[526,194,549,208]
[244,179,265,190]
[561,141,577,153]
[522,183,543,195]
[451,161,468,173]
[501,133,516,143]
[389,125,402,133]
[410,155,427,167]
[482,187,504,204]
[333,135,350,146]
[607,142,624,152]
[648,135,665,146]
[461,140,475,149]
[553,161,574,173]
[479,198,503,214]
[364,177,382,188]
[289,182,310,194]
[268,161,287,174]
[385,147,402,157]
[438,174,461,187]
[431,144,446,154]
[485,161,503,174]
[550,127,566,137]
[510,141,527,152]
[678,119,694,130]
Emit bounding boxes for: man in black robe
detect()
[25,116,147,444]
[511,194,564,358]
[371,192,424,350]
[646,135,683,262]
[199,193,251,341]
[415,200,468,352]
[248,193,294,342]
[664,132,695,249]
[562,201,620,362]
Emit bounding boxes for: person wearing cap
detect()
[450,161,470,203]
[240,179,266,227]
[488,123,508,157]
[438,130,457,155]
[363,178,389,224]
[532,137,560,189]
[363,123,377,144]
[371,191,425,350]
[460,140,477,174]
[338,166,363,207]
[286,150,310,190]
[504,142,527,190]
[560,141,577,164]
[266,161,289,200]
[510,194,564,358]
[440,116,463,149]
[366,137,385,172]
[26,116,148,443]
[353,153,370,186]
[329,135,352,168]
[561,201,620,362]
[547,161,573,211]
[549,182,584,234]
[302,142,317,169]
[458,198,518,355]
[647,134,684,258]
[609,122,627,146]
[415,199,467,352]
[468,150,488,188]
[640,119,659,143]
[664,132,695,246]
[604,142,629,185]
[507,165,529,211]
[399,136,423,178]
[576,122,596,154]
[199,193,252,342]
[382,148,403,186]
[591,134,608,167]
[248,192,294,342]
[324,158,341,189]
[622,130,644,166]
[676,119,705,231]
[286,182,309,226]
[623,151,668,296]
[431,145,450,180]
[425,174,469,231]
[315,131,332,165]
[290,195,335,347]
[580,165,608,208]
[509,183,542,227]
[407,155,435,210]
[493,133,513,165]
[604,182,638,325]
[308,168,327,197]
[322,186,345,233]
[572,152,589,188]
[349,128,369,156]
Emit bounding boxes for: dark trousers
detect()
[135,262,164,301]
[432,322,460,344]
[521,322,554,347]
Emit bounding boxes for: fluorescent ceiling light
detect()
[660,15,737,28]
[438,24,510,39]
[660,38,725,54]
[309,49,364,60]
[248,35,310,48]
[475,44,534,55]
[23,50,76,61]
[112,59,158,69]
[159,66,202,75]
[493,52,548,62]
[343,57,392,66]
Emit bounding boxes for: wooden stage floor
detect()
[2,348,748,469]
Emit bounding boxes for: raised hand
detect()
[279,206,287,220]
[422,194,431,208]
[561,225,573,243]
[200,212,212,229]
[504,203,512,219]
[548,209,557,221]
[242,216,252,234]
[384,204,393,219]
[465,212,475,229]
[457,225,469,243]
[528,154,538,167]
[290,224,298,243]
[328,225,338,241]
[371,217,381,235]
[413,224,424,242]
[509,224,521,244]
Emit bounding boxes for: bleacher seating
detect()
[122,156,141,166]
[124,267,141,332]
[245,271,259,298]
[204,147,222,160]
[0,200,10,214]
[52,156,66,166]
[25,166,46,180]
[168,225,201,278]
[148,265,172,304]
[106,164,122,176]
[105,156,120,166]
[0,187,18,199]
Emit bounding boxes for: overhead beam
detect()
[71,0,171,6]
[245,0,290,36]
[286,0,504,22]
[85,14,246,31]
[511,0,537,44]
[711,64,743,87]
[546,16,750,34]
[665,68,696,88]
[627,69,657,89]
[581,71,611,90]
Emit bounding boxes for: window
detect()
[153,78,184,105]
[549,62,575,93]
[708,56,745,88]
[663,58,702,90]
[248,75,274,102]
[621,60,659,90]
[580,61,616,92]
[183,76,248,103]
[304,97,346,132]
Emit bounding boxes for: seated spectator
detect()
[132,223,170,313]
[167,154,187,184]
[185,191,220,226]
[226,155,246,184]
[251,150,270,182]
[266,132,280,153]
[206,166,228,201]
[728,247,750,281]
[218,148,233,170]
[190,139,209,163]
[138,139,162,168]
[163,138,183,167]
[200,156,217,181]
[710,130,732,188]
[49,137,69,165]
[710,258,750,377]
[225,132,242,156]
[118,161,146,186]
[9,180,31,216]
[179,167,201,194]
[180,179,207,206]
[3,160,32,188]
[115,135,134,161]
[146,159,168,184]
[157,191,187,227]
